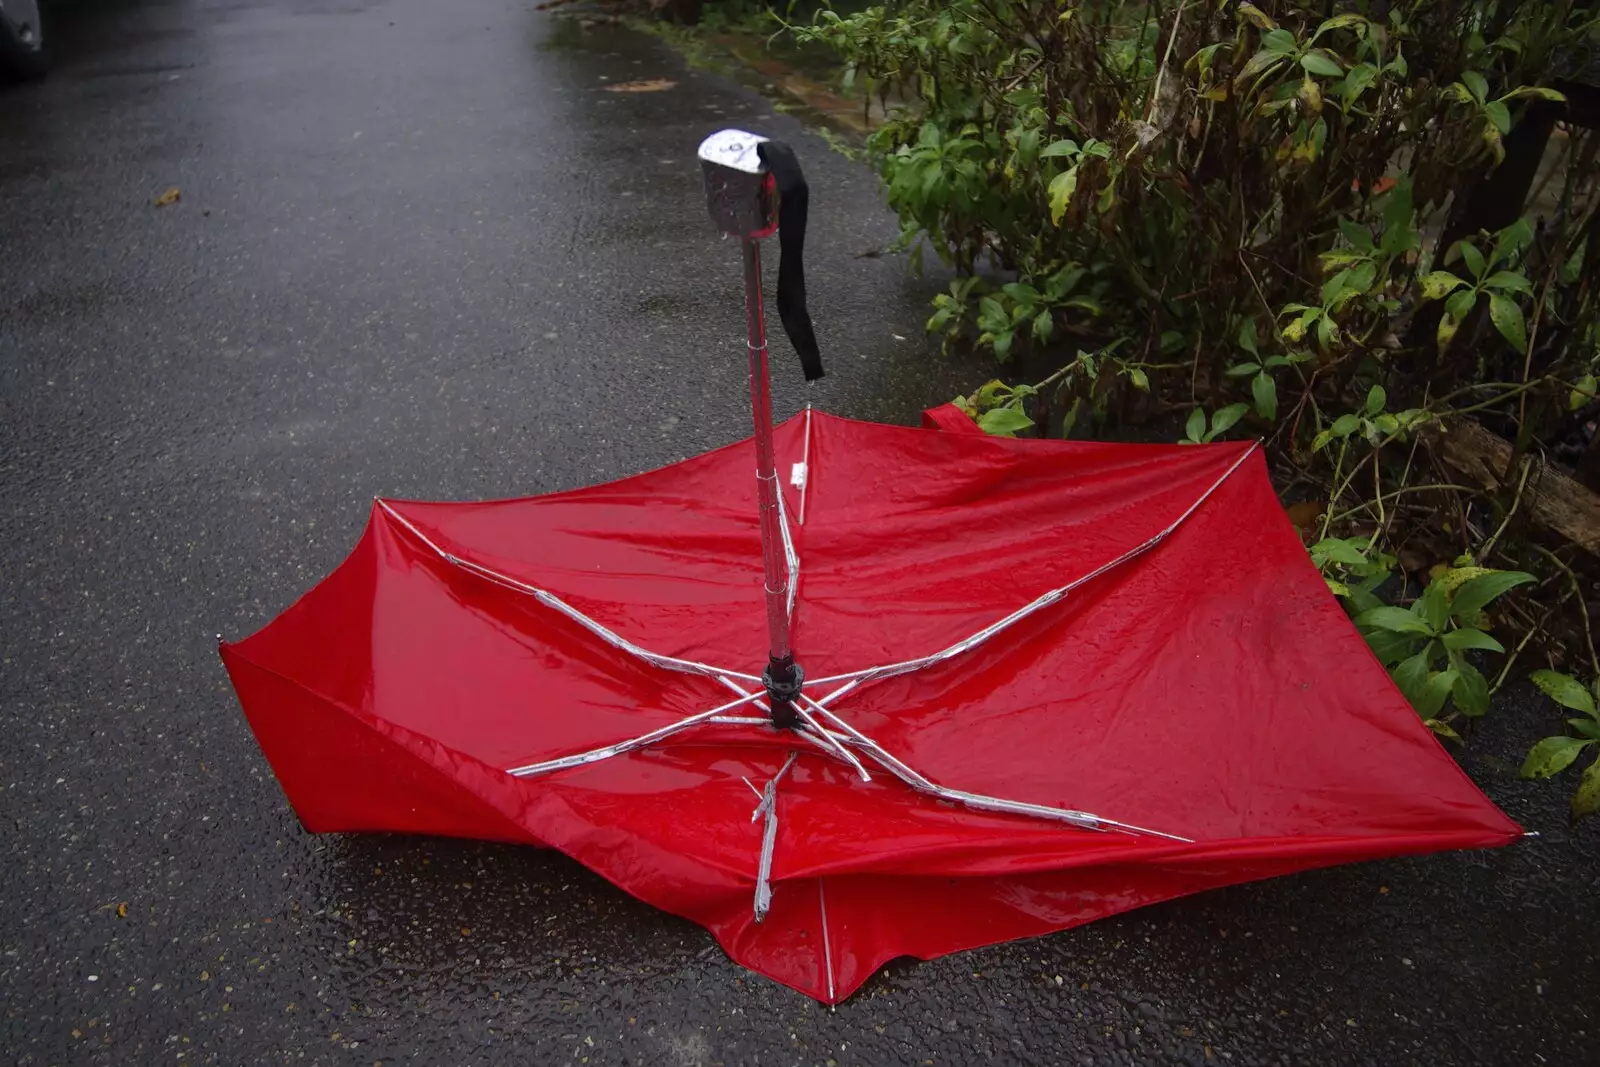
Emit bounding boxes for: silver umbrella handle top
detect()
[699,128,779,239]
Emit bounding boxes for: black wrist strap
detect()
[756,140,825,382]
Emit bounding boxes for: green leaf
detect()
[1460,70,1489,104]
[1493,218,1535,266]
[978,296,1009,334]
[1458,241,1486,279]
[977,406,1034,436]
[1238,317,1259,356]
[1208,403,1250,439]
[992,329,1014,361]
[1483,99,1512,135]
[1228,362,1262,377]
[1262,28,1298,54]
[1445,288,1479,321]
[1442,628,1505,654]
[1315,312,1337,349]
[1032,309,1054,342]
[1128,367,1150,392]
[1314,13,1368,39]
[1521,735,1592,778]
[1574,759,1600,818]
[1482,270,1533,295]
[1451,571,1535,619]
[1453,663,1491,717]
[1381,179,1414,254]
[1237,2,1277,31]
[1420,271,1467,301]
[1282,307,1318,342]
[1301,51,1344,77]
[1040,138,1080,158]
[1417,669,1460,719]
[1048,167,1079,225]
[1332,412,1360,438]
[1320,268,1353,307]
[1437,312,1462,352]
[1252,372,1277,421]
[1366,627,1419,666]
[1337,218,1375,253]
[1430,719,1465,742]
[1365,384,1386,415]
[1347,581,1385,616]
[1570,373,1596,412]
[1325,578,1351,597]
[1393,651,1430,705]
[1185,408,1206,443]
[1488,293,1528,352]
[1356,606,1436,635]
[1001,282,1043,305]
[1502,86,1566,102]
[1530,670,1598,715]
[1340,62,1379,104]
[1570,717,1600,741]
[1346,261,1377,299]
[1419,582,1451,633]
[1187,42,1227,74]
[1311,429,1335,452]
[1310,537,1369,568]
[1483,122,1505,165]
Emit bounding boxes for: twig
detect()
[1004,56,1045,94]
[1327,484,1476,524]
[1319,438,1351,541]
[1368,446,1386,549]
[1144,0,1192,128]
[1493,587,1574,693]
[1479,454,1533,560]
[1533,544,1600,680]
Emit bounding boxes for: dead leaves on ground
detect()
[604,78,676,93]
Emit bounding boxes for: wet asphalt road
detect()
[2,1,1597,1065]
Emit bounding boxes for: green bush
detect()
[798,0,1600,813]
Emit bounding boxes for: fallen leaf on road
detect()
[154,187,181,207]
[605,79,677,93]
[115,902,127,918]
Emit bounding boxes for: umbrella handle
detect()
[699,128,812,727]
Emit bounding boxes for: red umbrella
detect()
[220,131,1520,1004]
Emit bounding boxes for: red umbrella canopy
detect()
[220,409,1519,1003]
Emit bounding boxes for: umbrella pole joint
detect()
[763,656,804,731]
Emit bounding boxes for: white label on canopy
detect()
[790,462,808,489]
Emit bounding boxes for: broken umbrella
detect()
[220,130,1521,1003]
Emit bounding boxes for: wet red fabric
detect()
[221,412,1520,1003]
[919,401,983,433]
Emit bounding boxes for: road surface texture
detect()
[1,1,1595,1065]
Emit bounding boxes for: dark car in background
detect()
[0,0,47,80]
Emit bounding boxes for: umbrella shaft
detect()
[742,238,796,688]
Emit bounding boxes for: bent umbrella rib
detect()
[807,442,1259,689]
[799,696,1193,843]
[376,499,762,684]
